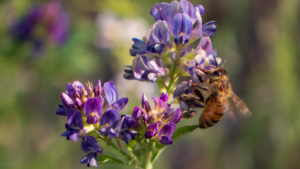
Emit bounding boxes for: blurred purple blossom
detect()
[10,1,69,56]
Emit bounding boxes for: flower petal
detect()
[159,92,169,102]
[145,122,159,139]
[202,21,217,37]
[103,81,118,106]
[132,107,141,128]
[93,80,102,97]
[142,94,151,112]
[197,37,213,56]
[172,13,193,45]
[180,0,197,23]
[84,97,102,117]
[120,130,138,144]
[194,4,205,16]
[164,108,182,124]
[130,38,146,56]
[150,3,172,26]
[158,123,175,137]
[117,115,133,136]
[111,97,128,112]
[61,92,74,108]
[152,20,170,45]
[152,97,168,112]
[99,109,119,128]
[159,136,173,145]
[81,136,102,153]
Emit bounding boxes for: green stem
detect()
[166,47,181,96]
[141,160,153,169]
[105,138,133,162]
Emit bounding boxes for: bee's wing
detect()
[229,92,251,117]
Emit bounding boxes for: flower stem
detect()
[167,47,181,96]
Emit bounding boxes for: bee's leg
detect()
[189,82,211,92]
[182,107,197,119]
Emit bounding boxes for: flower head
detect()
[123,54,166,83]
[134,93,182,145]
[10,1,69,56]
[80,136,102,167]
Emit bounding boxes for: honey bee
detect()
[194,60,251,129]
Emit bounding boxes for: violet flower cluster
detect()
[56,80,138,167]
[132,93,182,145]
[10,1,69,56]
[56,0,222,168]
[124,0,222,116]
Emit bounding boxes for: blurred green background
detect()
[0,0,299,169]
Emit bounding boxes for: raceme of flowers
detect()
[56,0,222,168]
[10,1,69,56]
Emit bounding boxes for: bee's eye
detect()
[213,71,222,76]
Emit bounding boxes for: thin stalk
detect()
[166,47,181,96]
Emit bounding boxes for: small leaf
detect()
[172,125,198,141]
[98,154,125,164]
[180,50,197,60]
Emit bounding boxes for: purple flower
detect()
[173,81,205,114]
[99,109,119,138]
[116,115,138,144]
[124,55,165,83]
[103,81,128,112]
[150,0,216,46]
[84,97,103,124]
[132,107,142,128]
[145,122,159,139]
[183,37,221,84]
[61,109,84,142]
[10,1,69,56]
[146,20,171,55]
[141,93,182,144]
[80,136,102,167]
[80,152,99,167]
[157,123,175,145]
[129,38,146,56]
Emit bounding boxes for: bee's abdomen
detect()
[199,97,228,129]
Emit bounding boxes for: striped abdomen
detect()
[199,96,229,129]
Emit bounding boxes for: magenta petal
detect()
[61,92,74,108]
[165,108,182,124]
[142,94,151,112]
[103,81,118,106]
[94,80,102,97]
[152,97,168,111]
[145,122,159,139]
[158,123,175,138]
[111,97,128,112]
[132,107,141,128]
[159,93,168,102]
[159,136,173,145]
[84,97,102,117]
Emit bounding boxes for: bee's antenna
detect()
[213,56,219,67]
[221,59,227,67]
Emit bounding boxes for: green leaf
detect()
[98,154,125,164]
[172,125,198,142]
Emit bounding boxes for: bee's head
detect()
[209,67,228,77]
